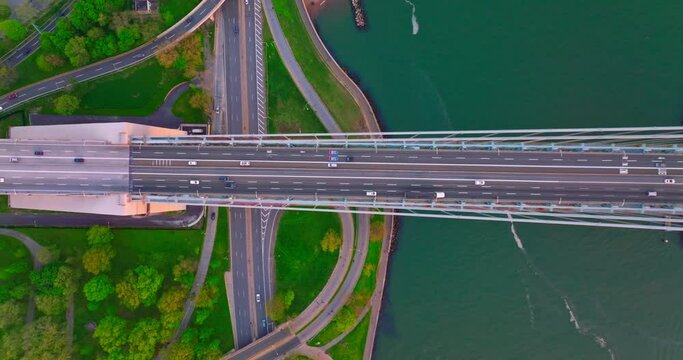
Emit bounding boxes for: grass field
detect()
[327,312,370,360]
[264,18,326,134]
[309,215,384,346]
[172,87,210,124]
[200,207,235,352]
[274,211,341,318]
[271,0,364,132]
[160,0,201,27]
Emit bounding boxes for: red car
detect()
[6,93,17,100]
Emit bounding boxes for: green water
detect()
[314,1,683,359]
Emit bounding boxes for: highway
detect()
[0,0,225,112]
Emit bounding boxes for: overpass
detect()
[3,123,683,231]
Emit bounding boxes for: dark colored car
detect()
[6,93,17,100]
[219,176,229,182]
[210,212,216,220]
[225,182,235,189]
[233,25,239,34]
[34,150,44,156]
[345,155,353,162]
[74,158,84,163]
[185,16,193,24]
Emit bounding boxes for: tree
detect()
[21,316,69,360]
[36,245,59,264]
[0,64,17,88]
[35,294,65,315]
[0,20,27,42]
[82,244,116,275]
[135,265,164,306]
[54,265,80,297]
[283,289,295,308]
[83,274,115,303]
[157,285,187,313]
[334,307,357,333]
[53,94,81,115]
[36,53,66,72]
[160,311,183,342]
[64,36,90,66]
[0,329,21,360]
[0,300,23,330]
[30,262,62,295]
[116,270,140,310]
[320,229,341,252]
[167,342,195,360]
[265,294,286,322]
[157,47,179,68]
[195,283,218,309]
[87,225,114,246]
[93,315,128,354]
[127,318,161,359]
[189,90,210,111]
[0,5,11,21]
[116,26,140,52]
[172,257,196,287]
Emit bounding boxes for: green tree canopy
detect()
[128,318,161,359]
[35,294,65,315]
[53,94,81,115]
[82,244,116,275]
[86,225,114,246]
[157,285,187,314]
[0,300,24,331]
[0,20,27,42]
[93,315,128,354]
[320,229,341,252]
[266,293,286,322]
[0,5,11,20]
[64,35,90,66]
[135,265,164,307]
[83,274,115,303]
[115,270,141,310]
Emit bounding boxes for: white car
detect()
[256,293,260,303]
[328,163,338,168]
[648,191,657,197]
[188,160,198,166]
[366,191,377,197]
[0,177,4,183]
[474,180,485,185]
[664,179,676,184]
[239,160,251,166]
[189,180,199,185]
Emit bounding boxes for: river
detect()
[313,1,683,359]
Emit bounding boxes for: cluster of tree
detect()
[320,229,342,252]
[166,326,223,360]
[81,226,117,309]
[53,94,81,115]
[0,243,31,303]
[266,289,295,322]
[0,316,69,360]
[40,0,162,67]
[156,32,204,79]
[31,260,80,316]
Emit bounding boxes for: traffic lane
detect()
[128,178,683,203]
[230,209,254,348]
[224,0,243,134]
[0,0,225,111]
[128,157,683,177]
[0,143,129,158]
[128,165,683,185]
[133,146,683,166]
[227,326,298,360]
[251,211,268,338]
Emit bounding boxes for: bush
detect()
[83,274,115,303]
[53,94,80,115]
[0,20,26,42]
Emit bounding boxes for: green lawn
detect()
[275,211,341,318]
[309,215,384,346]
[199,207,235,352]
[172,87,210,124]
[327,313,370,360]
[264,17,326,134]
[271,0,364,132]
[160,0,202,27]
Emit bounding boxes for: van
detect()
[435,192,445,199]
[188,161,198,166]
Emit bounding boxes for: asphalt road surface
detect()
[0,0,225,112]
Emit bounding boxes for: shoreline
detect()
[296,1,392,358]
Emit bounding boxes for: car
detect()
[190,180,200,185]
[9,157,18,163]
[23,47,30,55]
[329,156,339,161]
[34,150,44,156]
[233,25,239,34]
[185,16,193,24]
[225,182,235,189]
[245,0,249,5]
[74,158,84,163]
[210,212,216,220]
[366,191,377,197]
[328,162,338,168]
[345,156,353,162]
[0,178,4,183]
[0,106,3,111]
[648,191,658,197]
[219,176,229,182]
[619,168,628,175]
[256,293,260,303]
[665,179,676,184]
[215,106,220,113]
[239,160,250,166]
[6,93,17,100]
[329,150,338,155]
[188,160,198,166]
[474,180,485,185]
[262,319,266,328]
[435,192,446,199]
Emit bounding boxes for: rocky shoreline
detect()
[350,0,367,28]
